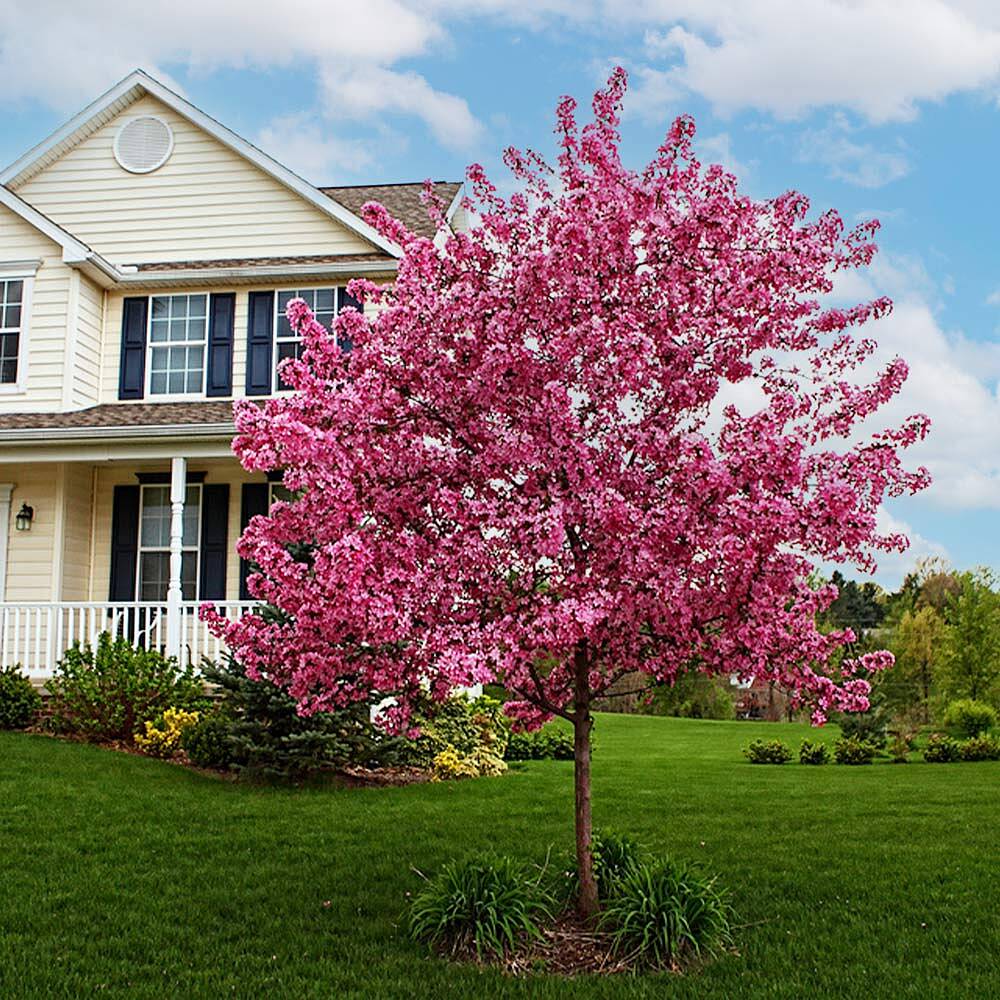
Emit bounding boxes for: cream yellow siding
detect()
[0,207,71,413]
[59,464,96,600]
[91,459,261,602]
[69,275,104,408]
[2,465,58,601]
[14,95,375,265]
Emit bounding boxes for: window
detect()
[148,294,207,395]
[137,484,201,600]
[269,481,295,505]
[0,278,23,385]
[275,287,337,390]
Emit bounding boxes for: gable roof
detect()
[321,182,463,240]
[0,70,404,258]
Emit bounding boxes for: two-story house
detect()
[0,70,463,678]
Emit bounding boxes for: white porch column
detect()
[0,483,14,602]
[165,456,186,661]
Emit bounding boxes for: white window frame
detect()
[273,286,340,391]
[145,292,209,399]
[0,261,37,396]
[136,483,202,602]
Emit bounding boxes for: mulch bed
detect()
[502,914,638,976]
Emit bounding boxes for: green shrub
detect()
[837,707,888,748]
[599,857,733,970]
[409,855,553,960]
[648,672,734,720]
[0,664,41,730]
[180,712,234,769]
[798,739,830,765]
[888,732,912,764]
[958,733,1000,762]
[504,727,575,761]
[200,656,400,780]
[743,738,792,764]
[833,736,877,765]
[923,733,961,763]
[47,633,204,743]
[400,694,509,768]
[942,699,997,738]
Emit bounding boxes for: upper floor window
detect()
[0,279,23,385]
[275,288,337,390]
[148,293,207,396]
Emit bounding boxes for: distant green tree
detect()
[824,571,886,637]
[939,571,1000,707]
[880,605,944,722]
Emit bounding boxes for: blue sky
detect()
[2,1,999,589]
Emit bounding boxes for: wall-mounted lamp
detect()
[15,503,33,532]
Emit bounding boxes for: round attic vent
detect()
[113,116,174,174]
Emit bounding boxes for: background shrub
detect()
[957,733,1000,762]
[0,665,40,730]
[201,656,401,780]
[833,736,877,765]
[647,671,735,720]
[799,740,830,765]
[400,693,509,768]
[504,727,575,761]
[923,733,961,763]
[47,633,203,743]
[743,739,792,764]
[837,706,889,748]
[599,857,733,970]
[942,699,997,738]
[409,855,553,960]
[180,713,234,769]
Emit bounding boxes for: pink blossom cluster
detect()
[203,68,929,729]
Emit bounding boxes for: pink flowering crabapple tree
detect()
[205,69,930,919]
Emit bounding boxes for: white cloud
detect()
[697,132,750,181]
[863,509,950,590]
[798,114,910,188]
[256,113,373,181]
[832,255,1000,510]
[0,0,478,156]
[319,64,483,151]
[639,1,1000,122]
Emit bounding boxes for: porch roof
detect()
[0,401,243,442]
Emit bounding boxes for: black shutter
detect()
[239,483,270,600]
[206,293,235,397]
[109,485,140,600]
[337,286,362,354]
[198,484,230,600]
[245,291,274,396]
[118,298,148,400]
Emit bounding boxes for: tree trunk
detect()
[573,645,598,922]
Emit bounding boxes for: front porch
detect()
[0,425,269,679]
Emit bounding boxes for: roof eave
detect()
[0,422,236,444]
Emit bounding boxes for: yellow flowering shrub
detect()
[134,707,200,758]
[430,744,508,781]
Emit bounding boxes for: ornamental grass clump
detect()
[833,736,877,765]
[409,855,554,961]
[799,739,830,765]
[599,857,733,971]
[743,739,793,764]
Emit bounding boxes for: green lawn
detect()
[2,715,998,999]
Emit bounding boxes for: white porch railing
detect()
[0,601,254,680]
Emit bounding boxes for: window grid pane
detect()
[137,484,202,601]
[0,279,23,385]
[148,294,207,395]
[275,287,338,389]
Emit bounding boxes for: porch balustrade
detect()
[0,600,253,680]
